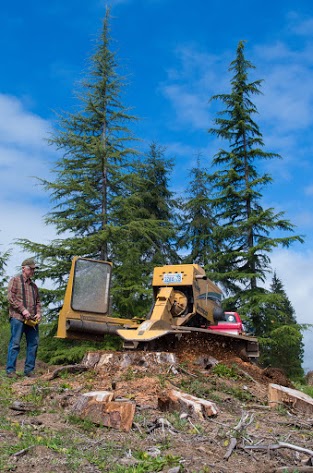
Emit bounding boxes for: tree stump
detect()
[72,391,135,432]
[158,389,218,420]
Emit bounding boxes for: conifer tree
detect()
[0,247,10,365]
[179,155,219,268]
[208,41,303,333]
[17,9,140,316]
[0,247,10,317]
[138,143,179,266]
[268,271,298,328]
[259,272,304,379]
[110,143,179,317]
[267,325,304,379]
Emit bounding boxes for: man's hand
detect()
[22,309,31,319]
[34,313,41,323]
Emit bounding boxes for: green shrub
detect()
[293,382,313,399]
[259,325,304,381]
[37,323,122,365]
[212,363,239,379]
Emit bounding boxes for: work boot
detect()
[6,372,18,379]
[24,372,36,378]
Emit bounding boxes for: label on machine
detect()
[163,273,183,284]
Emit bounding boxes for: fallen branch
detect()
[177,365,198,378]
[132,422,143,434]
[10,401,35,412]
[187,417,200,434]
[47,364,88,380]
[247,405,272,410]
[208,418,229,427]
[266,419,313,429]
[167,378,182,389]
[233,412,254,431]
[146,417,178,435]
[11,445,35,457]
[224,411,254,460]
[244,441,313,457]
[274,468,313,472]
[224,437,237,460]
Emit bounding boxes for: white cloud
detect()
[0,94,56,204]
[0,201,57,278]
[293,211,313,228]
[0,94,50,149]
[255,62,313,132]
[0,145,53,201]
[270,249,313,325]
[0,95,57,275]
[287,12,313,36]
[304,184,313,196]
[160,45,229,130]
[162,85,210,129]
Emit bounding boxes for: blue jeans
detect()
[6,318,39,375]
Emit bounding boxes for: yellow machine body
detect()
[117,263,224,346]
[57,259,223,343]
[57,258,259,358]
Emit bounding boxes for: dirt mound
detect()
[262,367,294,388]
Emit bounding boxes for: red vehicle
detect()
[207,311,244,335]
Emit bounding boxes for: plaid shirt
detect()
[8,274,41,321]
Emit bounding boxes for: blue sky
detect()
[1,1,313,368]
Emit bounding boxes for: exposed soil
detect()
[1,343,312,473]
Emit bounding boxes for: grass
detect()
[20,379,52,405]
[0,370,183,473]
[0,374,15,408]
[211,363,240,380]
[177,364,253,403]
[108,451,182,473]
[0,407,115,471]
[67,414,100,433]
[0,373,100,470]
[178,378,215,399]
[294,382,313,398]
[226,385,254,402]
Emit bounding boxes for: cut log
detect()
[72,391,135,432]
[158,389,218,420]
[268,383,313,414]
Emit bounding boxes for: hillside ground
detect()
[0,344,313,473]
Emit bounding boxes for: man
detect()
[6,258,41,378]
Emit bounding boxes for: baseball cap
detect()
[21,258,38,269]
